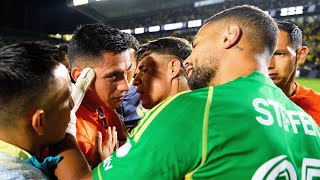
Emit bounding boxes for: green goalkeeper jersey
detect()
[93,72,320,180]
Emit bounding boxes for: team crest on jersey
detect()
[252,155,297,179]
[252,155,320,179]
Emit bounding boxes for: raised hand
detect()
[91,126,118,168]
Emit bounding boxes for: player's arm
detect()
[51,133,91,180]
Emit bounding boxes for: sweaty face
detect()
[184,24,220,90]
[44,64,73,144]
[133,53,172,109]
[88,51,131,109]
[268,31,297,87]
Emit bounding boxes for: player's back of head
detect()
[0,41,63,125]
[205,5,278,58]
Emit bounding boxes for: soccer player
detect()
[0,42,73,179]
[68,24,129,168]
[115,32,142,131]
[268,20,320,126]
[56,5,320,179]
[133,36,191,110]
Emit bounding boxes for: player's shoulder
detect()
[171,87,212,102]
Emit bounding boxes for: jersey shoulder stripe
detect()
[185,86,213,179]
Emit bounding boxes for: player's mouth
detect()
[114,95,125,101]
[268,72,278,80]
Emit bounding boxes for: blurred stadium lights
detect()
[280,6,303,16]
[134,27,144,34]
[49,33,74,41]
[269,10,276,17]
[148,25,160,32]
[307,4,316,13]
[73,0,88,6]
[120,29,132,34]
[48,33,62,39]
[187,19,202,28]
[164,22,183,31]
[63,34,73,41]
[194,0,224,7]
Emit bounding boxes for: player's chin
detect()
[141,100,154,109]
[108,99,122,109]
[271,78,282,86]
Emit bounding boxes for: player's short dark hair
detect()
[137,36,191,63]
[68,24,128,68]
[276,20,302,50]
[205,5,278,57]
[57,43,70,69]
[122,32,140,51]
[0,41,64,125]
[137,37,192,77]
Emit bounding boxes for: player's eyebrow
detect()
[127,63,133,71]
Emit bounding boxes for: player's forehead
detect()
[138,54,158,68]
[193,24,212,45]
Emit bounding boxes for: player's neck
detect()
[172,76,189,95]
[81,97,99,113]
[281,81,297,97]
[0,129,42,159]
[281,71,297,97]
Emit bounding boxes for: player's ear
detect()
[223,24,242,49]
[71,66,83,82]
[296,46,308,65]
[168,59,181,80]
[31,110,45,135]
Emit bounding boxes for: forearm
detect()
[50,133,92,180]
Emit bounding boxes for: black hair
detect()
[68,24,128,69]
[122,32,140,51]
[137,36,191,78]
[0,41,64,124]
[57,43,70,69]
[137,36,191,63]
[276,20,302,50]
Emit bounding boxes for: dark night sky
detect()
[0,0,95,34]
